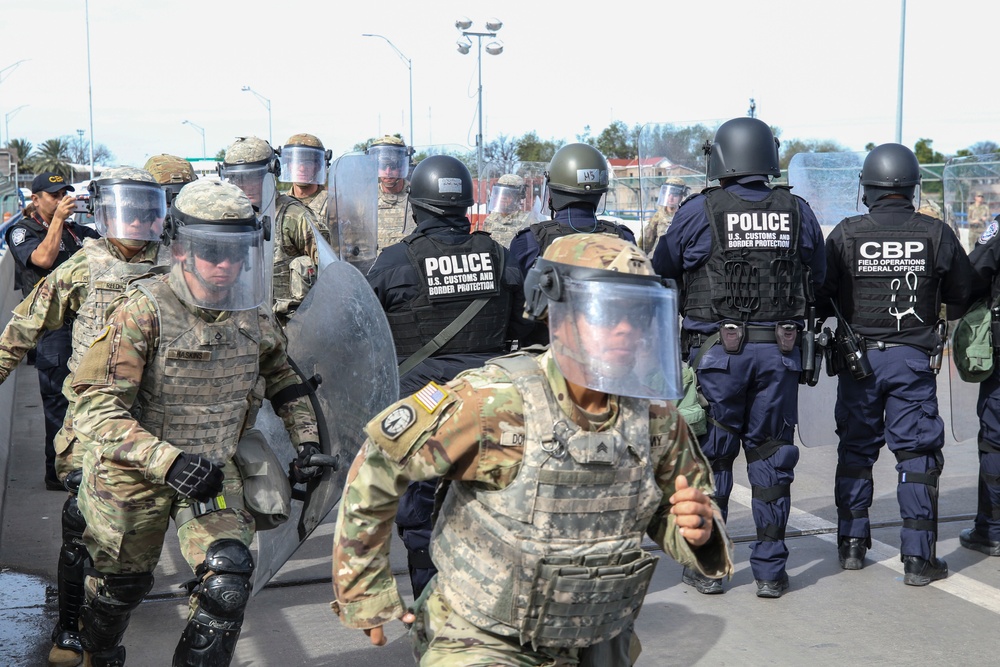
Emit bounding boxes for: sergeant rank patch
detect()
[380,404,416,439]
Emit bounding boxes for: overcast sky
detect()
[2,1,995,167]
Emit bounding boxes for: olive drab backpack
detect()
[953,297,995,383]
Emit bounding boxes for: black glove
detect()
[290,442,322,485]
[165,452,224,502]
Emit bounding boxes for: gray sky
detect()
[2,0,994,167]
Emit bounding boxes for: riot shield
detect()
[636,121,715,253]
[328,152,378,274]
[481,161,545,245]
[943,154,1000,440]
[252,256,399,594]
[260,174,277,310]
[787,151,867,236]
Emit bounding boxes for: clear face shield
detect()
[279,145,327,185]
[657,184,686,209]
[221,163,271,209]
[92,181,167,243]
[169,226,266,311]
[488,184,524,215]
[369,145,410,185]
[548,278,683,400]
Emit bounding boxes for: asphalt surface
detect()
[2,363,999,666]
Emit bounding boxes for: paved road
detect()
[2,364,996,666]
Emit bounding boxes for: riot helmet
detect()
[278,133,332,186]
[143,154,197,205]
[657,177,688,209]
[488,173,526,215]
[406,155,474,219]
[88,167,167,247]
[860,143,921,206]
[164,179,269,311]
[523,233,682,400]
[219,136,279,209]
[545,143,610,211]
[366,135,410,191]
[704,117,781,182]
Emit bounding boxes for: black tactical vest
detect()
[529,218,630,256]
[6,216,88,298]
[839,212,942,329]
[387,231,511,358]
[683,186,806,322]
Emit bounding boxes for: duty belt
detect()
[864,340,906,351]
[683,326,799,349]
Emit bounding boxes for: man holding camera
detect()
[817,143,972,585]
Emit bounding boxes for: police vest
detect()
[529,218,630,256]
[431,353,661,649]
[132,278,260,462]
[272,194,314,303]
[69,239,162,374]
[839,212,942,329]
[683,186,806,322]
[387,231,511,359]
[6,216,88,299]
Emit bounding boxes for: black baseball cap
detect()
[30,172,75,194]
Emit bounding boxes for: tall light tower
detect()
[455,17,504,182]
[0,59,29,147]
[182,120,207,159]
[241,86,272,146]
[5,105,27,148]
[363,33,413,147]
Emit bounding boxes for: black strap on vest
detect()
[270,374,321,412]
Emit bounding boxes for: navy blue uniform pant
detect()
[975,366,1000,541]
[36,325,72,481]
[694,341,801,582]
[834,346,943,559]
[396,479,437,598]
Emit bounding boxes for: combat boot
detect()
[681,566,723,594]
[82,646,125,667]
[754,573,789,599]
[902,555,948,586]
[48,635,82,667]
[959,527,1000,556]
[837,537,867,570]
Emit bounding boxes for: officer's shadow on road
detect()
[633,599,724,665]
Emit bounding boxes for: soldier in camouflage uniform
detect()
[72,179,321,667]
[367,134,412,252]
[143,154,198,206]
[332,233,733,666]
[484,173,532,248]
[0,166,174,667]
[967,192,991,249]
[280,132,331,222]
[220,136,329,326]
[641,177,688,254]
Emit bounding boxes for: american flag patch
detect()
[413,381,447,413]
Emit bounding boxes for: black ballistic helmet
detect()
[860,143,920,205]
[705,117,781,182]
[407,155,474,215]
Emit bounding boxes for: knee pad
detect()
[57,495,90,633]
[79,572,154,653]
[62,494,86,543]
[65,468,84,494]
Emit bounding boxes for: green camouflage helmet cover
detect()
[224,136,274,166]
[96,166,158,185]
[143,155,197,185]
[497,174,525,188]
[172,179,256,227]
[285,133,325,150]
[369,134,406,148]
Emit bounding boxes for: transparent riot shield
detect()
[786,152,868,447]
[943,154,1000,441]
[260,174,277,310]
[328,152,378,274]
[252,256,399,594]
[636,121,716,253]
[481,161,545,245]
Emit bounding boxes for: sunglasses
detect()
[194,246,247,265]
[581,303,652,329]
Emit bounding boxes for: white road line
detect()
[729,484,1000,614]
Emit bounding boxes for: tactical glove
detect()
[165,452,224,502]
[290,442,322,484]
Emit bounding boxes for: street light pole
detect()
[362,33,413,147]
[182,120,207,159]
[0,59,29,147]
[241,86,272,146]
[4,105,27,148]
[455,18,504,183]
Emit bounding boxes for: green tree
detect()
[66,135,114,165]
[515,131,562,164]
[913,138,944,164]
[215,147,227,161]
[594,121,636,159]
[29,138,73,179]
[8,138,32,173]
[778,138,848,169]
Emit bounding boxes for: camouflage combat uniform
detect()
[73,269,318,574]
[377,189,410,252]
[295,184,329,222]
[0,238,162,478]
[968,201,992,246]
[273,193,329,326]
[332,349,733,666]
[484,210,531,248]
[641,207,675,254]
